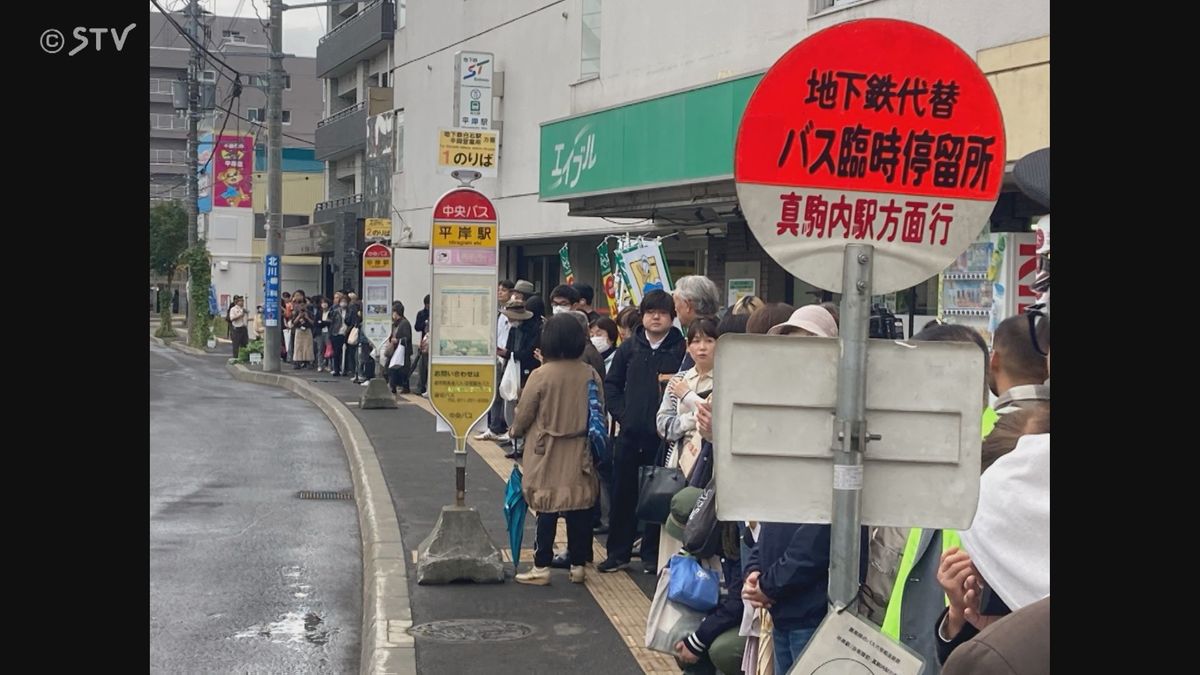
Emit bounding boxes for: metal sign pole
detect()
[455,436,468,507]
[829,244,874,609]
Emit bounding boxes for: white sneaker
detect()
[515,566,551,586]
[474,430,498,441]
[495,433,511,443]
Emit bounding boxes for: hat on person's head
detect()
[664,486,704,540]
[768,305,839,337]
[1014,147,1049,211]
[501,298,533,321]
[513,280,535,296]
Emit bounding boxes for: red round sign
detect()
[734,19,1005,294]
[432,188,497,222]
[363,242,391,277]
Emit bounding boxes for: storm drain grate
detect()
[409,619,534,642]
[297,490,354,500]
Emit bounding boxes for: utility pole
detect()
[184,0,202,334]
[262,0,286,373]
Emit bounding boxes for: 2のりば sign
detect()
[734,19,1006,294]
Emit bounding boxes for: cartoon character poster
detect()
[212,135,254,208]
[614,239,672,305]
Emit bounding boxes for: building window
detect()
[398,1,407,29]
[149,77,176,95]
[580,0,601,78]
[150,113,184,130]
[150,149,186,164]
[254,214,310,239]
[251,73,291,89]
[811,0,871,14]
[249,108,290,124]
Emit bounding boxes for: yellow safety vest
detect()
[881,407,994,639]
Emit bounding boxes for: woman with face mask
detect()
[589,317,619,373]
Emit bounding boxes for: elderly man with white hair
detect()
[672,275,721,372]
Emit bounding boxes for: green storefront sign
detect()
[539,73,763,201]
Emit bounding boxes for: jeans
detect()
[330,335,346,375]
[314,333,329,369]
[772,626,817,675]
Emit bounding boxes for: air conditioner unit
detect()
[218,260,230,271]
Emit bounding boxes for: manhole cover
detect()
[297,490,354,500]
[408,619,534,642]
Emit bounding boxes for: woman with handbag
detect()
[501,296,543,460]
[656,317,719,481]
[291,298,316,369]
[509,314,603,587]
[387,302,413,395]
[314,296,332,372]
[328,293,347,376]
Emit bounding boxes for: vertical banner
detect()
[362,243,394,347]
[263,254,281,326]
[212,135,254,208]
[559,243,575,285]
[597,241,618,316]
[615,239,673,305]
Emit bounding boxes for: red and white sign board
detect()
[363,242,392,277]
[361,242,394,346]
[428,187,499,441]
[735,19,1006,294]
[431,188,499,268]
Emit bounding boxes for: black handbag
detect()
[682,480,721,558]
[636,440,685,523]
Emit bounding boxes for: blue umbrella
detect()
[503,464,527,572]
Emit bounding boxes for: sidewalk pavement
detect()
[227,362,681,675]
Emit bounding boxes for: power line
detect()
[214,102,315,146]
[150,0,242,82]
[151,0,188,46]
[250,0,272,48]
[227,0,249,43]
[390,0,566,74]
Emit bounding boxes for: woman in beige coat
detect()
[510,313,602,586]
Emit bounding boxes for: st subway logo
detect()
[41,24,136,56]
[462,59,490,81]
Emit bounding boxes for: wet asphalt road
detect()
[149,343,361,673]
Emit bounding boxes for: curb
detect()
[149,333,223,358]
[225,363,417,675]
[149,334,209,357]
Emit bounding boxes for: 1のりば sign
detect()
[735,19,1006,294]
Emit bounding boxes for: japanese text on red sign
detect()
[775,190,956,246]
[437,203,495,220]
[778,69,997,193]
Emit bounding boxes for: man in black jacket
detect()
[343,291,362,378]
[598,290,686,574]
[743,524,869,675]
